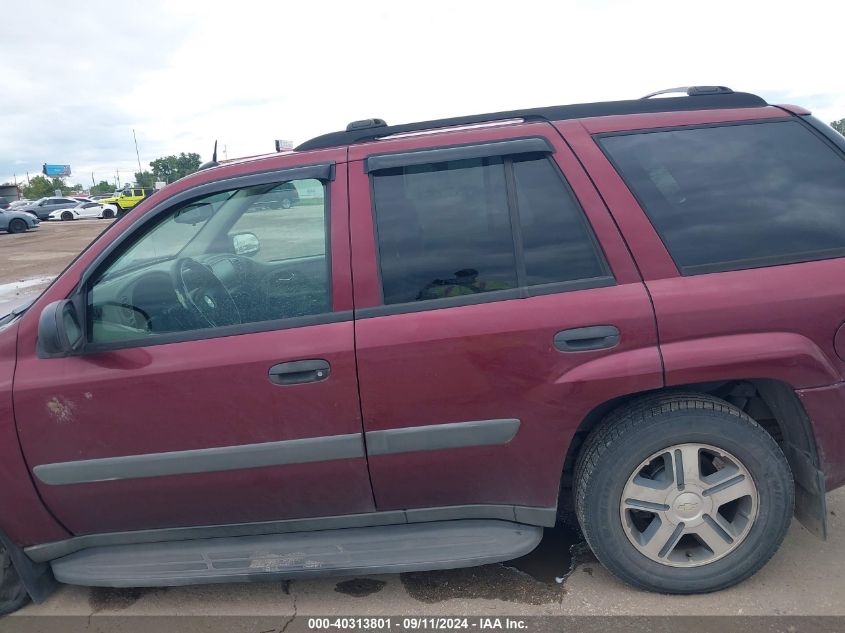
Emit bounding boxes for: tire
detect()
[574,393,793,594]
[61,211,74,221]
[7,219,27,234]
[0,545,29,615]
[280,197,293,209]
[101,208,114,219]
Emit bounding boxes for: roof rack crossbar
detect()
[295,90,766,152]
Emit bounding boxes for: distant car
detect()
[98,188,155,214]
[0,208,39,233]
[0,197,9,210]
[250,182,300,210]
[90,194,114,201]
[70,196,94,203]
[16,197,81,220]
[48,201,115,221]
[8,200,32,209]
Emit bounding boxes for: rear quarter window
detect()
[600,120,845,274]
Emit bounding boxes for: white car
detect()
[48,201,116,221]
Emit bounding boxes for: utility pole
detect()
[26,172,30,185]
[133,129,143,176]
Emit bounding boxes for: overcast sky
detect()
[2,0,844,189]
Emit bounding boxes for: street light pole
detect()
[133,129,143,176]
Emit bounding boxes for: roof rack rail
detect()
[295,89,767,152]
[641,85,734,99]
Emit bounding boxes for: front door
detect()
[348,124,663,516]
[14,162,375,535]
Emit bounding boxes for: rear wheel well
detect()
[559,379,824,534]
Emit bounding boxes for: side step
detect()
[51,520,543,587]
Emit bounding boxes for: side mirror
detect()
[174,203,214,225]
[232,232,260,256]
[38,300,83,358]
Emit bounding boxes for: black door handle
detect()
[268,360,331,385]
[554,326,620,352]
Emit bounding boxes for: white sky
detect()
[2,0,844,188]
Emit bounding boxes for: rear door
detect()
[348,123,662,518]
[14,159,376,535]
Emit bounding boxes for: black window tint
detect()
[372,157,517,304]
[512,156,608,285]
[601,120,845,274]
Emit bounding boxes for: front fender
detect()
[0,320,70,546]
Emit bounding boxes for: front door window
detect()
[88,179,329,344]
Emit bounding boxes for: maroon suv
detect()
[2,86,844,612]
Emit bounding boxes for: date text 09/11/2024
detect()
[306,617,528,630]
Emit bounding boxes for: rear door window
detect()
[512,155,608,285]
[371,152,611,305]
[600,120,845,274]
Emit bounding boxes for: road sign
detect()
[275,139,293,152]
[43,164,71,177]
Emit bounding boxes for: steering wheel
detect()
[174,257,242,328]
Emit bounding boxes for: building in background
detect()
[0,184,22,201]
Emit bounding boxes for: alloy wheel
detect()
[620,443,758,567]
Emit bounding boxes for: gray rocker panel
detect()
[25,504,557,563]
[50,520,543,588]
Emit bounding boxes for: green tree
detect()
[831,119,845,136]
[90,180,114,195]
[149,152,201,184]
[134,171,155,188]
[22,175,71,199]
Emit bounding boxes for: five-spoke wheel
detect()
[575,394,794,593]
[621,443,757,567]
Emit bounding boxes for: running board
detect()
[50,520,542,587]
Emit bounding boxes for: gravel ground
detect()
[0,219,112,315]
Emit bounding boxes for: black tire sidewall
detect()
[8,219,26,233]
[581,409,793,593]
[0,548,29,615]
[62,211,73,221]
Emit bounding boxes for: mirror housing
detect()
[37,300,83,358]
[232,232,260,256]
[174,202,214,225]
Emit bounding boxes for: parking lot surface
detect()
[2,222,844,628]
[0,219,112,315]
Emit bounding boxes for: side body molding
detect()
[33,419,521,486]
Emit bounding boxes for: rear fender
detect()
[662,332,841,389]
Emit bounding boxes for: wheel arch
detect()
[560,378,827,538]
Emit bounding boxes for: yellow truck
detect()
[99,187,156,216]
